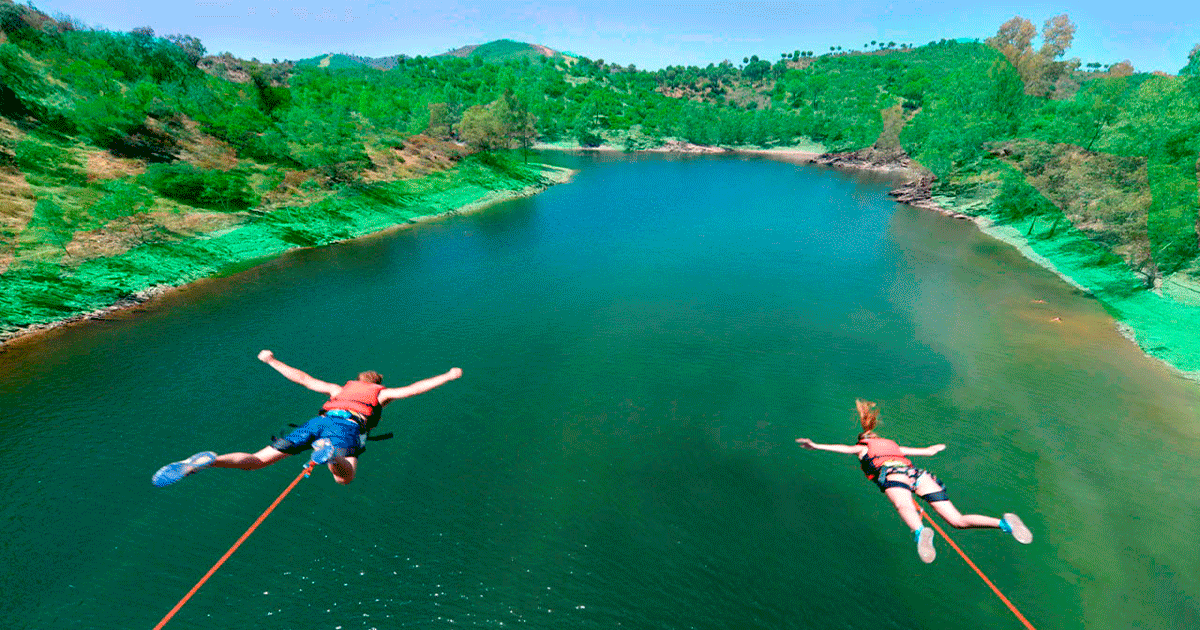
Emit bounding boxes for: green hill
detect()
[293,52,409,71]
[439,39,575,63]
[2,1,1199,371]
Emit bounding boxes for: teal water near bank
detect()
[2,152,1198,629]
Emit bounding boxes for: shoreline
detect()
[537,141,1200,381]
[0,163,575,351]
[6,144,1197,382]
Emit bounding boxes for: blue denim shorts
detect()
[271,414,365,458]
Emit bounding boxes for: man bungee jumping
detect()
[152,350,462,487]
[795,399,1032,563]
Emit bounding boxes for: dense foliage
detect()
[0,0,1198,331]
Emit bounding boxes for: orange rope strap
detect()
[915,502,1038,630]
[152,462,316,630]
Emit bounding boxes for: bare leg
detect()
[925,501,1002,529]
[328,456,357,485]
[882,484,924,532]
[211,446,289,471]
[914,474,1001,529]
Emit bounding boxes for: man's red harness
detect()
[322,381,385,429]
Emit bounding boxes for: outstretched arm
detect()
[899,444,946,457]
[258,350,340,396]
[795,438,867,455]
[379,367,463,404]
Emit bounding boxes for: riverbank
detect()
[0,158,574,349]
[536,139,1200,381]
[808,147,1200,381]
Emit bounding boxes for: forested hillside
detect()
[1,1,1198,352]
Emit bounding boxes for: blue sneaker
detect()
[152,451,217,487]
[309,438,335,466]
[1001,513,1033,544]
[915,527,936,563]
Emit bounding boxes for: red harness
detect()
[322,381,385,428]
[857,437,913,480]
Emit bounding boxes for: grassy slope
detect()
[0,153,563,336]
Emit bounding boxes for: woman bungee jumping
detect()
[796,399,1032,563]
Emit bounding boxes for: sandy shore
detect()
[0,164,576,351]
[533,141,823,161]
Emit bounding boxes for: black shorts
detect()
[874,466,949,502]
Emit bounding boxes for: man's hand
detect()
[258,349,275,363]
[795,438,817,450]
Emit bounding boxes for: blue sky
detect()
[33,0,1197,74]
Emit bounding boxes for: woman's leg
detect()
[883,477,938,562]
[882,484,924,532]
[915,473,1001,529]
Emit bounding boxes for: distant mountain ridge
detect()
[293,40,573,71]
[293,52,409,70]
[438,39,576,63]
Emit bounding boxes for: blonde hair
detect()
[357,371,383,384]
[856,399,879,439]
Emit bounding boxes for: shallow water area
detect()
[2,152,1199,629]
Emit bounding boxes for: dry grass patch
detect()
[65,201,248,261]
[260,169,329,205]
[172,117,239,170]
[0,170,37,273]
[362,134,464,182]
[85,150,146,181]
[999,139,1152,267]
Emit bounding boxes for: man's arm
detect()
[795,438,867,455]
[258,350,340,396]
[899,444,946,457]
[378,367,462,405]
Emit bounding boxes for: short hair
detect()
[357,371,383,384]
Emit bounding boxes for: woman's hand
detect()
[796,438,817,450]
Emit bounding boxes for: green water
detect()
[2,153,1199,629]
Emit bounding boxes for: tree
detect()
[986,14,1077,97]
[165,34,206,66]
[502,91,537,158]
[1039,14,1075,60]
[26,198,75,258]
[457,103,506,151]
[1181,44,1200,77]
[1083,77,1127,150]
[1108,60,1134,77]
[1182,45,1200,97]
[427,102,452,138]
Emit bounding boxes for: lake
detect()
[2,152,1198,629]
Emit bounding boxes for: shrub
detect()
[14,138,86,185]
[141,163,258,210]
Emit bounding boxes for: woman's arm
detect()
[899,444,946,457]
[795,438,867,455]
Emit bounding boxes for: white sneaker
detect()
[916,527,936,563]
[1002,513,1033,544]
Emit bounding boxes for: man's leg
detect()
[211,446,289,471]
[328,456,358,485]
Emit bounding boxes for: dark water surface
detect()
[3,153,1199,629]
